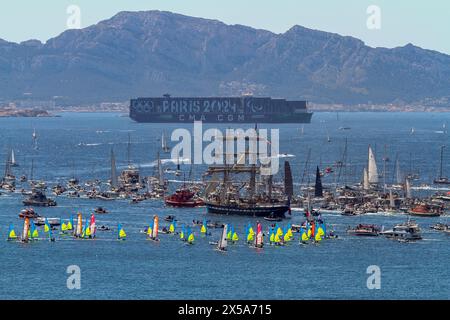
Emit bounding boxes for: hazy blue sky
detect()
[1,0,449,54]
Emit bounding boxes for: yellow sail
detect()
[9,229,17,239]
[188,233,194,244]
[32,229,39,238]
[227,230,232,240]
[247,232,254,242]
[317,226,325,237]
[61,222,68,231]
[232,232,239,242]
[274,233,281,244]
[85,226,91,237]
[276,227,283,236]
[119,229,126,239]
[67,221,73,230]
[307,228,312,238]
[315,231,322,242]
[147,225,152,238]
[301,232,309,242]
[200,225,207,234]
[248,227,255,236]
[180,230,185,240]
[270,232,275,243]
[169,224,175,233]
[44,224,50,233]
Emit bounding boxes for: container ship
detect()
[129,95,312,123]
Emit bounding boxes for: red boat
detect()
[165,189,205,207]
[408,204,442,217]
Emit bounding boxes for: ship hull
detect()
[206,203,289,218]
[130,96,313,124]
[130,112,313,124]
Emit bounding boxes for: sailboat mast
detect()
[439,145,444,179]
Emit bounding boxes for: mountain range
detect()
[1,10,449,106]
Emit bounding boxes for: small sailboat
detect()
[89,214,96,238]
[32,128,38,150]
[10,149,18,167]
[215,224,228,252]
[161,132,170,153]
[44,218,55,241]
[200,219,208,236]
[300,228,309,245]
[148,215,160,242]
[252,223,264,249]
[21,217,30,243]
[75,213,83,238]
[246,223,255,244]
[187,227,195,245]
[368,145,379,186]
[168,220,176,234]
[30,220,39,241]
[117,224,127,240]
[7,224,18,241]
[180,225,186,241]
[231,228,239,243]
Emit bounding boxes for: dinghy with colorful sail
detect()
[274,224,284,246]
[30,220,39,241]
[168,220,176,234]
[200,219,208,236]
[300,228,310,244]
[75,213,83,238]
[246,223,255,243]
[215,224,228,252]
[82,219,92,239]
[283,225,293,243]
[252,222,263,249]
[117,223,126,240]
[187,227,195,245]
[148,215,160,242]
[231,228,239,243]
[44,218,55,241]
[21,217,30,243]
[89,214,96,238]
[269,227,275,245]
[226,225,232,241]
[7,224,18,241]
[180,225,186,241]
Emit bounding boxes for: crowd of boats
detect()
[8,209,448,248]
[1,130,449,223]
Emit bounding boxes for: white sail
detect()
[161,132,166,149]
[157,153,164,185]
[405,178,412,199]
[363,168,370,190]
[218,224,228,250]
[368,146,379,184]
[11,149,16,165]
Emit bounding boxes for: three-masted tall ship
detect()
[203,133,292,218]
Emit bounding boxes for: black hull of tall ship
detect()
[206,203,289,218]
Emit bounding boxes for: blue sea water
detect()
[0,112,448,300]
